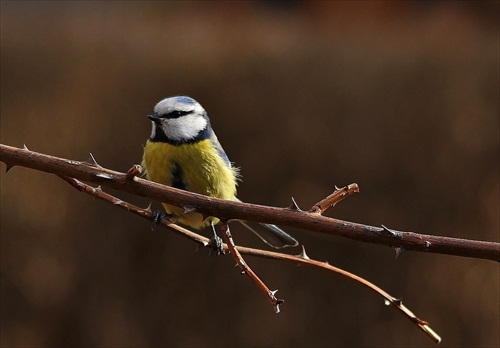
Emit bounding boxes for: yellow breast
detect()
[141,139,238,228]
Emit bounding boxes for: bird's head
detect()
[148,96,210,144]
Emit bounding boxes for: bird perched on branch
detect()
[141,96,298,253]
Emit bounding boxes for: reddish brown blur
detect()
[1,2,498,347]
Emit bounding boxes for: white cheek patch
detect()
[150,121,158,139]
[162,114,208,142]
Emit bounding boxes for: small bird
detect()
[141,96,298,252]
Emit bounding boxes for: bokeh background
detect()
[1,1,498,347]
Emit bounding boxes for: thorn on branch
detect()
[94,173,114,181]
[269,290,284,313]
[379,225,404,238]
[112,198,126,207]
[143,203,153,213]
[87,153,102,168]
[394,246,405,259]
[287,197,302,211]
[297,245,310,260]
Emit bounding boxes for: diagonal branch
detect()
[1,144,498,262]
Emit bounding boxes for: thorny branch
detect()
[1,144,498,262]
[58,175,441,343]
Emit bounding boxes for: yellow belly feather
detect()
[141,140,238,229]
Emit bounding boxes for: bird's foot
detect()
[209,235,225,256]
[151,210,173,231]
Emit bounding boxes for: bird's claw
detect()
[151,210,172,231]
[209,235,225,256]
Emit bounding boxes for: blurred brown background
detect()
[1,1,498,347]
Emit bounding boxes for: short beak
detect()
[147,112,161,122]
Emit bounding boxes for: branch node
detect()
[67,160,82,166]
[126,164,142,180]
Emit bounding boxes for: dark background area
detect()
[1,1,498,347]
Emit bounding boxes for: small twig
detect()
[219,222,283,313]
[309,183,360,214]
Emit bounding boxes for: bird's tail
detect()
[237,220,299,249]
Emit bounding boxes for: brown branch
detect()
[59,175,441,343]
[219,221,284,313]
[309,183,360,214]
[1,144,498,262]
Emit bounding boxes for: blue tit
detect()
[141,96,298,249]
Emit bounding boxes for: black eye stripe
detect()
[164,110,193,119]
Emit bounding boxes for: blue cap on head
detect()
[172,96,197,104]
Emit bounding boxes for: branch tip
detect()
[310,183,360,214]
[422,324,442,344]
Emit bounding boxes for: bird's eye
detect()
[167,110,191,119]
